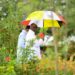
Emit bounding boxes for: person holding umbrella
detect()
[25,23,43,60]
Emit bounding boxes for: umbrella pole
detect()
[43,20,44,36]
[52,28,59,75]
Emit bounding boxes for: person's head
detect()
[30,23,38,32]
[25,26,30,32]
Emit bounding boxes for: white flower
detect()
[0,7,2,11]
[3,13,7,16]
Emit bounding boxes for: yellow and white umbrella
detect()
[26,11,60,20]
[21,11,64,28]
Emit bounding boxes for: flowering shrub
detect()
[0,47,15,65]
[38,33,45,39]
[0,46,75,75]
[0,37,75,75]
[15,58,74,75]
[5,56,11,62]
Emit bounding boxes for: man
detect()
[25,23,42,60]
[17,26,30,62]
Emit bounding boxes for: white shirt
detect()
[25,29,41,59]
[17,30,27,62]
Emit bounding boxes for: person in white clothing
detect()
[17,26,30,62]
[25,23,42,60]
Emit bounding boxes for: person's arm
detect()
[17,33,25,48]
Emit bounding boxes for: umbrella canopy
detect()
[21,11,65,28]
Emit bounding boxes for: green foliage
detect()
[0,0,75,75]
[0,65,16,75]
[0,0,75,50]
[0,47,16,66]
